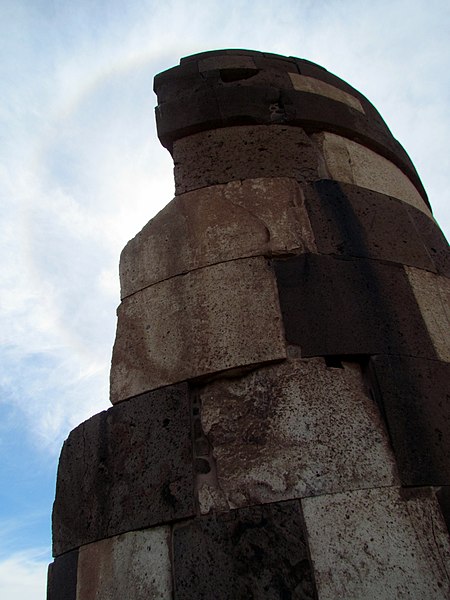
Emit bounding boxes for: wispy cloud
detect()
[0,549,49,600]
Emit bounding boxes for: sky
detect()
[0,0,449,597]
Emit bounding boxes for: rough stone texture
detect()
[274,254,437,358]
[111,256,286,403]
[302,487,450,600]
[76,527,172,600]
[289,72,364,112]
[120,177,316,298]
[172,125,321,194]
[314,132,431,215]
[304,180,437,271]
[52,384,194,555]
[47,550,78,600]
[437,487,450,534]
[405,266,450,362]
[370,355,450,486]
[197,358,397,510]
[173,501,316,599]
[408,208,450,278]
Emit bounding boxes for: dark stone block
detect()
[274,254,437,358]
[369,355,450,486]
[172,125,321,194]
[173,501,317,600]
[281,89,427,204]
[304,180,436,271]
[405,206,450,277]
[47,550,78,600]
[52,383,195,556]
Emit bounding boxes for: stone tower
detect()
[48,50,450,599]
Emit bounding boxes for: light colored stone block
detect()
[76,527,172,600]
[289,73,364,113]
[198,358,397,511]
[314,132,432,216]
[120,177,316,298]
[111,256,286,403]
[302,487,450,600]
[405,266,450,362]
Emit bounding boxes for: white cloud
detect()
[0,549,48,600]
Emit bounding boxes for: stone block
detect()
[405,266,450,362]
[437,487,450,534]
[197,357,397,511]
[47,550,78,600]
[406,207,450,277]
[172,125,321,194]
[76,527,172,600]
[314,132,430,214]
[198,54,257,72]
[370,355,450,486]
[120,177,316,298]
[111,257,286,403]
[274,254,437,358]
[289,73,364,113]
[52,384,194,555]
[303,180,436,271]
[302,487,450,599]
[173,501,316,599]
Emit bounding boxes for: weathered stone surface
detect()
[437,487,450,534]
[47,550,78,600]
[52,384,194,555]
[274,254,437,358]
[120,177,316,298]
[407,207,450,277]
[314,132,431,215]
[76,527,172,600]
[173,125,321,194]
[370,355,450,486]
[173,501,316,599]
[111,256,286,403]
[197,358,397,511]
[302,487,450,599]
[289,73,364,112]
[405,266,450,362]
[303,180,437,271]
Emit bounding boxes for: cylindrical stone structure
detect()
[48,50,450,599]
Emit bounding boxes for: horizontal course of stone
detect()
[50,50,450,599]
[154,50,426,205]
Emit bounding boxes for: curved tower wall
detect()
[48,50,450,599]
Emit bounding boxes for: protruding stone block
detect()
[47,550,78,600]
[198,358,397,510]
[120,178,316,298]
[304,180,437,271]
[173,501,316,599]
[405,266,450,362]
[52,384,194,555]
[111,256,286,403]
[314,132,430,214]
[274,254,436,358]
[370,355,450,485]
[173,125,321,194]
[302,487,450,600]
[76,528,172,600]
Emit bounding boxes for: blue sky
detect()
[1,0,449,597]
